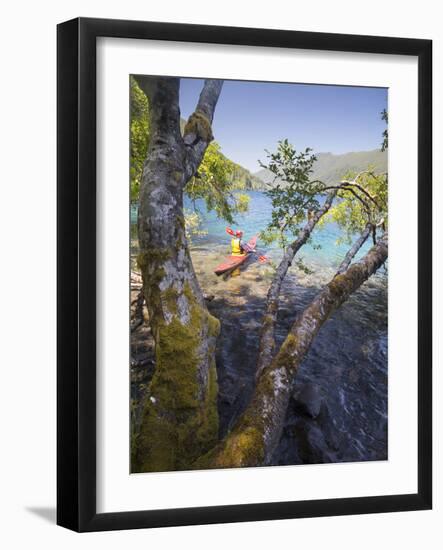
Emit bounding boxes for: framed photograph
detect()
[57,17,432,532]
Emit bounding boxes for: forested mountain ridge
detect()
[220,153,264,190]
[187,148,387,193]
[254,149,387,188]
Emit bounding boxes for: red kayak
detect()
[214,236,258,276]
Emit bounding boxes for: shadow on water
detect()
[208,281,265,436]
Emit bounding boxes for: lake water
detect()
[132,191,373,269]
[131,191,388,465]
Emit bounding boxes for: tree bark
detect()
[336,222,372,275]
[199,233,388,469]
[133,76,223,472]
[256,191,337,379]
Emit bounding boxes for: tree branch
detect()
[339,186,372,219]
[335,222,373,275]
[323,170,382,211]
[195,79,224,121]
[321,183,372,219]
[183,80,223,181]
[256,190,337,379]
[340,181,381,210]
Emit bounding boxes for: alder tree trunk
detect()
[199,233,388,469]
[133,76,223,472]
[256,191,337,378]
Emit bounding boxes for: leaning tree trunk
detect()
[256,190,337,379]
[133,77,223,472]
[198,233,388,469]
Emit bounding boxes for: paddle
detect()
[250,250,268,263]
[251,247,269,263]
[257,253,269,263]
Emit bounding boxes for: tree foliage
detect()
[324,170,388,242]
[259,139,388,250]
[381,108,388,152]
[130,80,249,224]
[324,108,389,243]
[184,209,208,243]
[130,77,150,202]
[185,142,250,224]
[258,140,325,247]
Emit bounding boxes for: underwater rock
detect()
[292,382,323,419]
[303,423,335,463]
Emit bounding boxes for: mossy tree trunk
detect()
[200,233,388,468]
[133,76,223,472]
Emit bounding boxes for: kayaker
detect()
[226,227,246,256]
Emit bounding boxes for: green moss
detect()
[176,215,186,231]
[195,423,265,470]
[220,427,265,467]
[275,334,297,367]
[183,111,214,143]
[137,247,171,271]
[135,282,220,473]
[207,312,221,338]
[328,274,345,294]
[262,313,275,329]
[161,287,179,315]
[133,243,221,473]
[172,170,183,184]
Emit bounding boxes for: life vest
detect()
[231,237,244,256]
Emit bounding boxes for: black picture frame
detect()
[57,17,432,532]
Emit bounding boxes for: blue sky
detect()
[179,78,387,173]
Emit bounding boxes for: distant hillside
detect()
[180,114,386,191]
[223,155,264,190]
[254,149,387,188]
[180,117,263,190]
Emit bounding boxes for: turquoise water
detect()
[131,191,371,270]
[188,191,372,269]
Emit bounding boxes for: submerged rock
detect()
[303,423,335,463]
[291,382,323,419]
